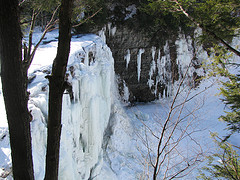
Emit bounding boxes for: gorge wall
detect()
[77,0,206,102]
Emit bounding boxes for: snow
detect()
[124,5,137,20]
[122,78,232,179]
[0,83,7,128]
[122,80,130,102]
[0,83,11,178]
[0,29,239,180]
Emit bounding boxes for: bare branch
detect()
[157,92,193,174]
[168,155,200,179]
[137,115,159,140]
[157,92,198,175]
[72,8,102,28]
[26,9,40,62]
[19,0,26,6]
[46,5,61,29]
[144,128,154,167]
[153,60,193,179]
[22,5,60,72]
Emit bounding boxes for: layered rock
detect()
[104,24,203,102]
[77,1,205,102]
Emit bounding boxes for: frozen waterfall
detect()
[28,34,121,180]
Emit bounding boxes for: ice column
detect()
[137,48,145,82]
[124,49,131,69]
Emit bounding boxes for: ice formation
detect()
[137,49,145,82]
[146,33,208,98]
[124,5,137,20]
[98,27,107,44]
[148,47,157,89]
[107,23,117,37]
[122,80,130,102]
[0,30,135,179]
[27,35,123,180]
[124,49,131,69]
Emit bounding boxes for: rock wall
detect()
[77,1,204,102]
[105,24,180,102]
[103,24,203,102]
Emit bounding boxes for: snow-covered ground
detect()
[0,30,239,179]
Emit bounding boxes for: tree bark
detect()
[44,0,73,179]
[0,0,34,179]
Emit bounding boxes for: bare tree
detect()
[133,61,217,179]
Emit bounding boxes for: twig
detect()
[19,0,26,6]
[22,5,60,72]
[72,8,102,28]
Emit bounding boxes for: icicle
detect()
[148,60,156,89]
[124,49,131,69]
[111,26,117,36]
[107,22,117,36]
[147,79,154,89]
[164,41,170,55]
[137,48,145,82]
[108,23,112,37]
[150,61,156,77]
[157,49,161,76]
[123,81,130,102]
[98,27,106,44]
[84,50,89,66]
[151,46,156,61]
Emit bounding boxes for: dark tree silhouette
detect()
[0,0,34,179]
[44,0,73,179]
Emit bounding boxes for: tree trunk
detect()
[0,0,34,179]
[44,0,73,179]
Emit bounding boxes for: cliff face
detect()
[78,1,204,102]
[105,24,203,102]
[105,24,181,102]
